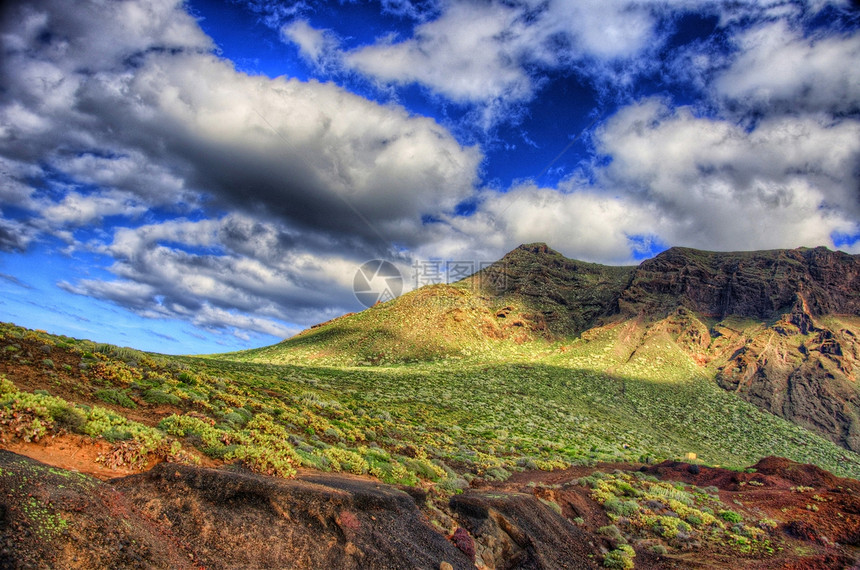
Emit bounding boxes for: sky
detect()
[0,0,858,354]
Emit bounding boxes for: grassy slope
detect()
[219,306,860,479]
[231,282,550,366]
[3,319,860,485]
[216,244,860,479]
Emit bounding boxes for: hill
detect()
[232,243,860,454]
[2,243,860,568]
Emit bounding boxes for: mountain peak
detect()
[513,242,560,256]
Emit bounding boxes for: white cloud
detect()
[463,184,655,264]
[62,215,371,333]
[337,0,670,118]
[715,20,860,113]
[40,190,149,227]
[423,93,860,263]
[346,2,533,104]
[0,216,38,252]
[52,152,195,206]
[281,19,342,72]
[597,98,860,251]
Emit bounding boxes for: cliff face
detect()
[619,246,860,320]
[709,308,860,452]
[483,244,860,333]
[613,246,860,453]
[484,244,860,453]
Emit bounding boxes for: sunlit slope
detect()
[228,244,860,456]
[231,243,635,366]
[3,320,860,481]
[232,282,553,366]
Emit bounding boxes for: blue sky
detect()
[0,0,858,354]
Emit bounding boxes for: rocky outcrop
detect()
[449,491,600,569]
[619,246,860,319]
[711,306,860,452]
[5,449,860,569]
[112,464,474,570]
[473,243,635,337]
[0,451,472,570]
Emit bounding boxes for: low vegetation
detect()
[1,321,859,487]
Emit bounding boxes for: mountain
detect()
[3,244,860,568]
[236,244,860,454]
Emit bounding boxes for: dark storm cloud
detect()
[0,0,481,334]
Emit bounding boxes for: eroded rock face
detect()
[111,464,474,570]
[620,246,860,320]
[0,452,473,570]
[449,491,600,569]
[712,308,860,452]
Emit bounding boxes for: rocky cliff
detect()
[480,244,860,453]
[619,246,860,319]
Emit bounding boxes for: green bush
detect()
[719,510,743,523]
[143,389,181,406]
[50,403,87,433]
[94,389,137,409]
[322,447,368,475]
[603,545,635,569]
[650,544,668,555]
[605,497,640,516]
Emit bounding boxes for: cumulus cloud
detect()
[443,184,656,264]
[715,20,860,114]
[336,0,670,127]
[281,19,342,73]
[596,98,860,251]
[59,214,365,335]
[346,2,533,104]
[0,0,484,335]
[0,217,38,252]
[1,0,481,241]
[323,0,854,128]
[425,92,860,262]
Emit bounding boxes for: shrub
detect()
[143,389,181,406]
[539,498,563,516]
[650,544,668,555]
[322,447,368,475]
[50,404,87,433]
[401,456,447,481]
[225,445,296,477]
[605,497,640,517]
[222,411,247,427]
[94,389,137,409]
[598,524,625,542]
[484,466,511,481]
[719,510,743,523]
[603,545,635,569]
[178,372,196,384]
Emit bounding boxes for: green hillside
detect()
[2,244,859,489]
[4,315,857,488]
